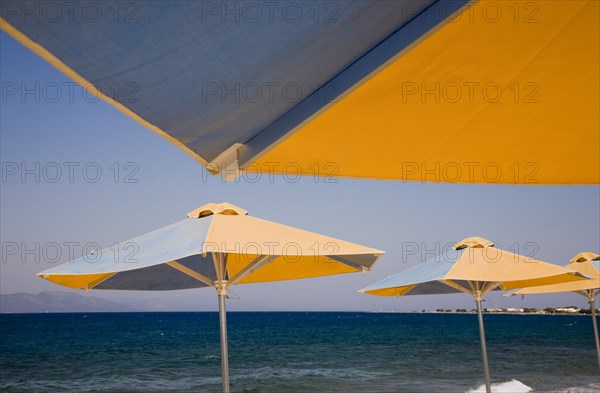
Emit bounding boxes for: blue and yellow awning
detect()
[511,252,600,296]
[37,202,383,291]
[359,237,586,297]
[2,0,598,184]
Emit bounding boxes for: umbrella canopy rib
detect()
[227,255,276,287]
[440,279,472,295]
[166,261,215,288]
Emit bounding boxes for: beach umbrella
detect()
[36,202,383,393]
[358,237,585,393]
[1,0,598,184]
[509,252,600,368]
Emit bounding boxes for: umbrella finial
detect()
[187,202,248,218]
[570,252,600,263]
[454,237,494,250]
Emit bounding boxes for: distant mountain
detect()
[0,291,132,313]
[0,291,273,313]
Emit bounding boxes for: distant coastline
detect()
[371,307,598,316]
[1,291,598,315]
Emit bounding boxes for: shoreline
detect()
[0,310,596,316]
[372,311,595,316]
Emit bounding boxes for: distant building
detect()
[555,307,580,313]
[484,308,506,313]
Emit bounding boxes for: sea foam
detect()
[467,379,532,393]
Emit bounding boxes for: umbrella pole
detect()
[218,286,230,393]
[589,294,600,369]
[475,287,492,393]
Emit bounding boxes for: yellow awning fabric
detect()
[227,254,358,284]
[446,247,583,288]
[359,237,586,297]
[204,214,381,258]
[513,252,600,295]
[569,252,600,278]
[39,273,116,291]
[251,0,599,184]
[37,202,384,291]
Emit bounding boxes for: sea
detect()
[1,312,598,393]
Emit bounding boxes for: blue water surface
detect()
[1,312,598,392]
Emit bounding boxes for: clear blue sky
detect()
[1,30,599,312]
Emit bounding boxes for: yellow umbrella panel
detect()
[250,0,599,184]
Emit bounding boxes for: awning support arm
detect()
[441,279,473,295]
[227,255,276,287]
[166,261,215,287]
[327,255,371,272]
